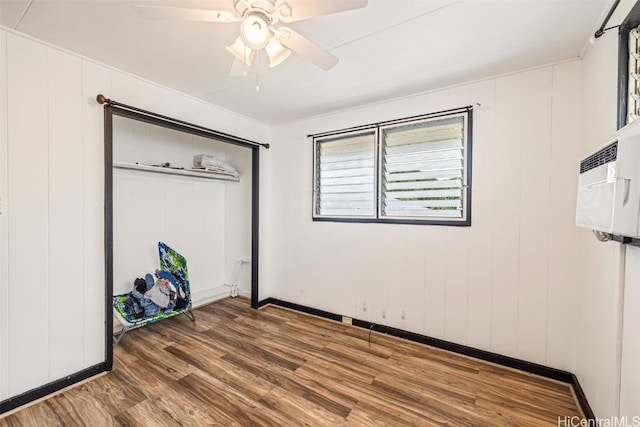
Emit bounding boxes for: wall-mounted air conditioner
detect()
[576,119,640,238]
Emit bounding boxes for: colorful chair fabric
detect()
[112,242,196,345]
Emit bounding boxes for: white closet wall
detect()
[225,144,253,297]
[0,29,268,403]
[0,30,9,402]
[112,116,252,305]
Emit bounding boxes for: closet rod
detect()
[96,94,269,149]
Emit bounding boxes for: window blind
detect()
[315,131,376,217]
[380,116,465,218]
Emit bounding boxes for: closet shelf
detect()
[113,161,239,182]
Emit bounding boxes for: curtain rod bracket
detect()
[594,0,622,38]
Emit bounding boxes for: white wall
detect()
[621,246,640,419]
[224,144,253,297]
[0,29,9,403]
[259,146,272,302]
[270,60,582,373]
[0,28,269,402]
[576,30,622,419]
[0,31,103,400]
[577,29,640,419]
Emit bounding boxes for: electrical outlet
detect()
[342,316,353,325]
[401,309,406,320]
[363,302,367,312]
[382,309,386,319]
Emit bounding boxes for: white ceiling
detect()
[0,0,619,124]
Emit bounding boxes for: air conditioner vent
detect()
[580,142,618,174]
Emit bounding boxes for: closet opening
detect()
[101,96,266,370]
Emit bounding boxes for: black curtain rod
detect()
[595,0,622,38]
[307,104,475,139]
[96,94,269,149]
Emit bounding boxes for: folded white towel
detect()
[193,154,239,177]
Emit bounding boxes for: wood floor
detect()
[1,297,582,426]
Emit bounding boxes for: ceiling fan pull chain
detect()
[243,43,248,77]
[256,50,260,92]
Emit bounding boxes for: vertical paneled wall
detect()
[81,61,111,366]
[269,60,583,373]
[0,29,269,402]
[489,73,523,357]
[224,144,253,297]
[258,146,272,302]
[6,33,77,395]
[0,29,9,402]
[0,31,112,398]
[47,44,85,379]
[620,245,640,418]
[546,60,581,370]
[576,30,632,419]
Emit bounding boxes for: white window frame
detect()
[312,108,472,226]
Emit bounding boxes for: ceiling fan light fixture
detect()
[265,38,291,67]
[226,36,254,65]
[240,13,270,49]
[135,1,369,74]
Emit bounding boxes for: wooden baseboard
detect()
[570,374,596,420]
[0,363,107,415]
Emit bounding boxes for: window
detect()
[617,2,640,129]
[314,130,377,218]
[313,109,472,225]
[626,25,640,125]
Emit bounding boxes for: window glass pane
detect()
[380,116,465,219]
[314,131,376,217]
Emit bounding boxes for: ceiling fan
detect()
[134,0,368,75]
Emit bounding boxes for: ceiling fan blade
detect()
[275,0,368,23]
[276,27,338,70]
[133,5,240,22]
